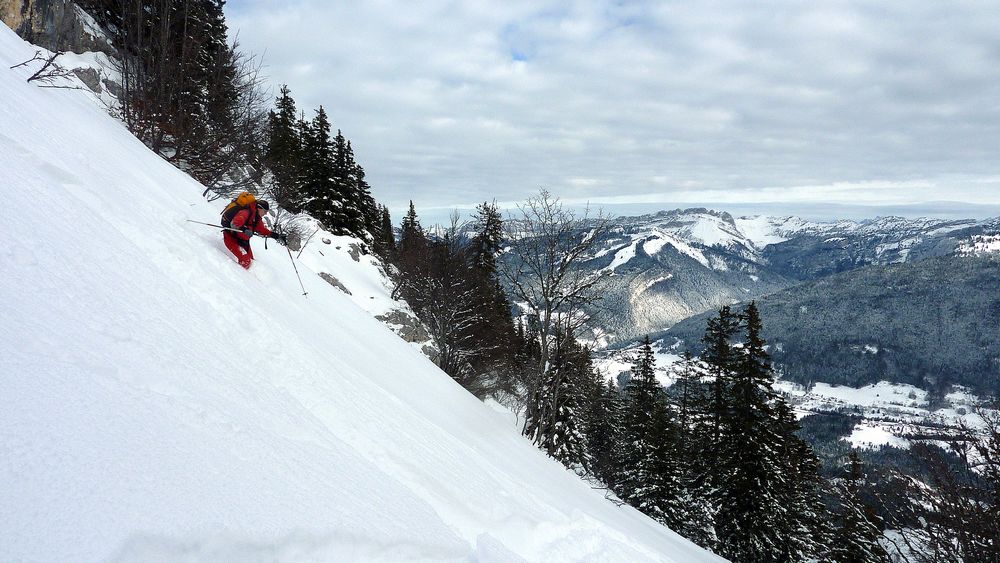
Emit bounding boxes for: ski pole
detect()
[297,227,321,259]
[185,219,250,235]
[286,245,308,297]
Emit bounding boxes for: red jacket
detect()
[230,204,272,241]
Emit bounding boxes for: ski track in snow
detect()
[0,26,719,562]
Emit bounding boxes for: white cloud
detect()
[226,0,1000,217]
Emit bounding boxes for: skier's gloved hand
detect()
[241,227,254,237]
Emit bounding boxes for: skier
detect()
[222,198,281,269]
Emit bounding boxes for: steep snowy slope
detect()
[0,26,719,562]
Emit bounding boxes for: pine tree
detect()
[372,205,396,260]
[533,336,592,470]
[300,106,339,227]
[713,301,788,562]
[266,85,303,211]
[830,451,890,563]
[616,337,663,503]
[588,378,624,488]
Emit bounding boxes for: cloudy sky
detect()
[226,1,1000,220]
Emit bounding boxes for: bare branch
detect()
[11,50,76,86]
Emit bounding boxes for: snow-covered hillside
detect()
[0,25,719,562]
[957,234,1000,255]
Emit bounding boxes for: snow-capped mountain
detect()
[559,208,997,346]
[0,24,719,562]
[573,209,794,345]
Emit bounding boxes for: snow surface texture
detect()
[0,26,721,562]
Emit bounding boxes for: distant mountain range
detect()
[564,208,999,347]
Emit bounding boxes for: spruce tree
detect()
[350,151,380,245]
[372,205,396,260]
[772,400,832,560]
[830,451,890,563]
[470,201,503,272]
[701,305,740,465]
[466,201,517,380]
[533,336,592,470]
[644,394,686,527]
[393,201,430,310]
[673,350,706,444]
[329,132,369,241]
[668,352,718,550]
[713,301,787,562]
[616,337,662,503]
[266,85,303,211]
[588,378,623,488]
[300,106,338,227]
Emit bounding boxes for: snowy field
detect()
[597,339,992,453]
[957,234,1000,255]
[775,380,994,449]
[0,24,719,562]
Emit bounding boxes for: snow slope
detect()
[0,26,719,562]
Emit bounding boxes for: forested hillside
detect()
[662,254,1000,396]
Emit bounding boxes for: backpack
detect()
[221,192,257,228]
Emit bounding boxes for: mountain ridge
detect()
[542,206,999,346]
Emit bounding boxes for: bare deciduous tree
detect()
[897,407,1000,562]
[498,188,610,442]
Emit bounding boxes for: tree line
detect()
[77,0,385,245]
[81,0,268,192]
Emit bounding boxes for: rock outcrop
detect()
[1,0,113,55]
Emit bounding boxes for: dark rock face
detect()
[1,0,114,56]
[71,65,98,90]
[375,309,431,345]
[318,272,353,295]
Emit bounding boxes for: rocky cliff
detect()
[1,0,112,55]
